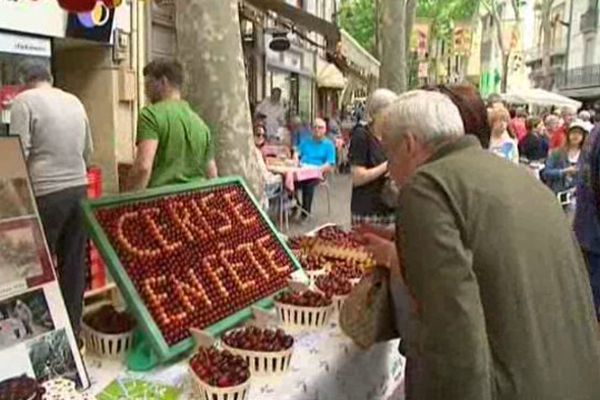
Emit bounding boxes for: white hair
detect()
[378,90,465,144]
[366,88,398,122]
[579,110,591,122]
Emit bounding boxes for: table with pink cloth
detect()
[267,164,324,191]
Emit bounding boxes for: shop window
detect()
[584,35,596,66]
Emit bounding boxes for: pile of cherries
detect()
[0,376,44,400]
[316,226,366,248]
[190,347,250,388]
[275,290,332,307]
[83,305,136,334]
[94,184,295,345]
[330,260,365,281]
[222,326,294,352]
[315,274,352,297]
[297,253,324,271]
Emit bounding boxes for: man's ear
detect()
[403,132,417,156]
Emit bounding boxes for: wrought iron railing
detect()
[556,64,600,89]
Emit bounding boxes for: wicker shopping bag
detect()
[340,266,399,349]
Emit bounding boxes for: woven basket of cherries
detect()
[221,326,294,376]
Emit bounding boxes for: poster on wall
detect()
[0,137,89,391]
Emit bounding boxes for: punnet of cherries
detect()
[190,347,250,388]
[275,290,332,307]
[222,326,294,352]
[315,274,352,297]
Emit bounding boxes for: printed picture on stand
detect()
[0,177,35,220]
[0,218,54,289]
[27,329,81,388]
[0,289,54,352]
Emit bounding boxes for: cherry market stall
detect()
[78,177,404,399]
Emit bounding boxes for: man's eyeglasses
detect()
[314,125,326,130]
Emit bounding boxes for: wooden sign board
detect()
[82,177,306,362]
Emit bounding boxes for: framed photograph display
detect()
[0,137,89,390]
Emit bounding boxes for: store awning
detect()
[317,63,346,89]
[340,29,380,82]
[501,89,582,109]
[245,0,340,46]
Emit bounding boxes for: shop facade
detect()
[265,30,317,124]
[0,0,140,193]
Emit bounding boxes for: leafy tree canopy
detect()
[338,0,376,54]
[338,0,480,56]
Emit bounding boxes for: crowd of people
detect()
[8,57,600,400]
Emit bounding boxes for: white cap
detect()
[569,119,592,133]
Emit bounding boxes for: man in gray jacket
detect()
[364,90,600,400]
[10,62,93,335]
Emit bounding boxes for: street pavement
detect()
[286,173,352,236]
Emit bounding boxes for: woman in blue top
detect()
[295,118,336,217]
[542,120,587,194]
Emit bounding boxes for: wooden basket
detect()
[81,322,133,361]
[221,341,293,376]
[189,367,251,400]
[273,302,333,331]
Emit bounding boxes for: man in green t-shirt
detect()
[128,60,218,190]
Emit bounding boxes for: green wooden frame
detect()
[81,176,307,363]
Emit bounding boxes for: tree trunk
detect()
[374,0,382,60]
[540,1,555,89]
[491,8,509,93]
[405,0,417,59]
[501,52,510,93]
[380,0,408,93]
[175,0,264,197]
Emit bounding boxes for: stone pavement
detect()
[285,173,352,236]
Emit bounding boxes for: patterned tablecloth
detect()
[267,164,324,192]
[85,320,405,400]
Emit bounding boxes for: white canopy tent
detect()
[501,88,582,110]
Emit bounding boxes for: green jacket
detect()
[397,136,600,400]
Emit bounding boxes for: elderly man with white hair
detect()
[363,90,600,400]
[349,88,398,228]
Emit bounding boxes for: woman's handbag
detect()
[339,266,399,349]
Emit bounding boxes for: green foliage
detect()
[338,0,377,54]
[418,0,479,41]
[338,0,479,56]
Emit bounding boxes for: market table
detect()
[86,320,405,400]
[267,163,324,192]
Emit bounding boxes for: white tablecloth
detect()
[85,320,405,400]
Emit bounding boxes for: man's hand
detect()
[361,232,400,272]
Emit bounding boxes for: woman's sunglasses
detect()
[254,133,265,138]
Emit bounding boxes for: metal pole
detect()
[564,0,575,88]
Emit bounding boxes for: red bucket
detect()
[87,167,102,199]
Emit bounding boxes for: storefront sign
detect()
[0,0,68,38]
[0,32,52,57]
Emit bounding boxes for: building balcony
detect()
[556,64,600,90]
[580,6,598,34]
[524,42,567,65]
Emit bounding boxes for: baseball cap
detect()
[569,119,592,133]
